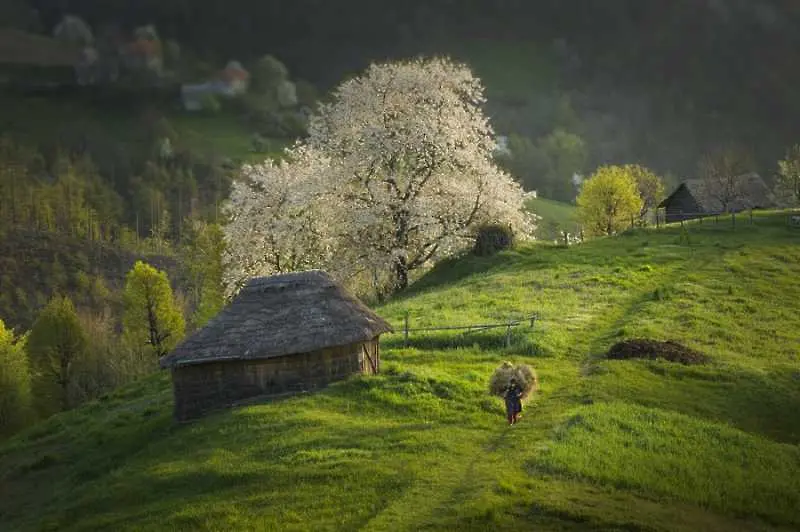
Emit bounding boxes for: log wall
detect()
[172,338,380,421]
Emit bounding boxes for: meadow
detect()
[1,211,799,531]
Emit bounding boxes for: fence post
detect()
[403,311,409,347]
[732,211,736,229]
[505,319,513,348]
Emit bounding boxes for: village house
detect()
[159,270,393,421]
[658,173,778,223]
[0,28,82,85]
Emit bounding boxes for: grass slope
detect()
[0,91,285,164]
[2,212,800,531]
[526,196,579,241]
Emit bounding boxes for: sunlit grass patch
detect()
[531,402,800,526]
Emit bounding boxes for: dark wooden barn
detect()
[159,270,393,421]
[658,173,778,223]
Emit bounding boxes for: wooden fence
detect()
[388,312,539,348]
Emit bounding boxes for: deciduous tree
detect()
[777,145,800,206]
[26,296,87,415]
[577,165,643,236]
[122,261,185,358]
[181,220,226,327]
[224,58,536,295]
[0,319,33,436]
[621,164,665,222]
[697,147,755,213]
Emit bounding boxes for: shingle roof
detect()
[659,173,778,212]
[159,270,393,369]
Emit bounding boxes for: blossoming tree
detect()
[224,58,536,296]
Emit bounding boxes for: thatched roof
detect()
[658,173,778,212]
[0,29,82,67]
[160,270,393,369]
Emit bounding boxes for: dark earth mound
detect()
[605,339,709,365]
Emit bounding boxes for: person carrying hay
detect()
[503,377,523,425]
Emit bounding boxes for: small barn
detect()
[159,270,392,421]
[0,28,82,84]
[658,173,777,223]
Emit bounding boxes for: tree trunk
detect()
[59,354,71,411]
[392,208,410,292]
[393,255,409,292]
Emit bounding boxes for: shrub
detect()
[473,224,515,256]
[489,361,538,399]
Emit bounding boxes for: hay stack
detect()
[489,361,538,399]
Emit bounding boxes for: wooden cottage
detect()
[160,270,393,421]
[658,173,777,223]
[0,28,82,84]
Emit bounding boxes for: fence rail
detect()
[552,208,800,246]
[388,312,539,348]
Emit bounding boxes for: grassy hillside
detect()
[0,90,285,164]
[526,196,578,241]
[1,212,799,531]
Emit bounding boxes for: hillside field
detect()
[1,212,799,531]
[525,196,578,241]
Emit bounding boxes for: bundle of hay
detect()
[489,361,539,399]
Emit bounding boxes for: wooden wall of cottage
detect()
[172,338,381,421]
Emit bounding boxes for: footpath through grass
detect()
[1,212,799,531]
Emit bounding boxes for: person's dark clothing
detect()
[503,382,523,424]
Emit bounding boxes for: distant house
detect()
[0,28,82,83]
[658,173,778,223]
[159,270,393,421]
[181,60,250,111]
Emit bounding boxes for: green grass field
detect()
[526,196,579,241]
[1,212,799,531]
[0,91,283,164]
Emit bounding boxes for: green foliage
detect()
[623,164,666,222]
[777,144,800,206]
[0,319,33,438]
[180,220,225,328]
[122,261,185,358]
[577,165,644,236]
[472,224,515,256]
[497,130,587,201]
[26,296,88,416]
[250,55,290,94]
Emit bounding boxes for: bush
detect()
[473,224,515,256]
[489,361,538,399]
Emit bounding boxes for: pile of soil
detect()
[605,339,709,365]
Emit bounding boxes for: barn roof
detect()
[159,270,393,369]
[658,173,778,212]
[0,29,82,67]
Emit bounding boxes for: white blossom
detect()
[224,57,537,297]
